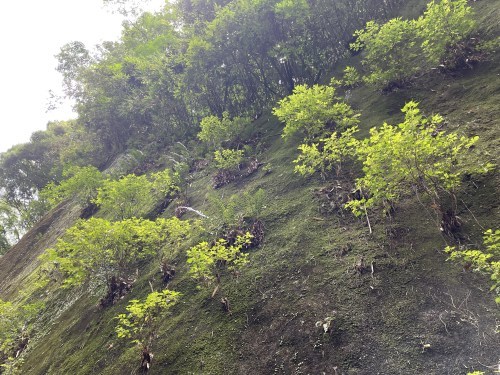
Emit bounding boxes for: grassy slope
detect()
[2,0,499,374]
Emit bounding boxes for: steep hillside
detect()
[0,0,498,374]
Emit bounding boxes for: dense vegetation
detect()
[0,0,498,373]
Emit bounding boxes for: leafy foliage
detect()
[93,169,179,220]
[40,165,104,209]
[0,300,44,358]
[345,101,492,216]
[351,18,421,88]
[186,233,252,286]
[352,0,476,88]
[198,112,249,149]
[446,229,500,303]
[341,66,362,87]
[40,217,191,288]
[294,126,359,178]
[207,189,266,230]
[418,0,476,65]
[213,149,244,171]
[115,289,181,345]
[273,84,359,140]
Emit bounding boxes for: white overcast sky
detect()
[0,0,164,153]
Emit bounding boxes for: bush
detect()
[273,84,359,141]
[40,165,103,208]
[40,217,191,289]
[446,229,500,303]
[294,126,359,178]
[418,0,475,65]
[213,149,244,171]
[342,66,361,87]
[345,101,493,216]
[198,112,249,149]
[0,300,44,360]
[115,289,181,343]
[93,169,179,220]
[351,0,476,88]
[186,233,252,286]
[351,18,421,88]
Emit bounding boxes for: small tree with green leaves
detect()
[187,233,252,288]
[345,101,493,221]
[40,217,191,290]
[213,148,244,171]
[40,165,103,209]
[351,18,421,88]
[446,229,500,303]
[351,0,476,88]
[273,84,359,141]
[341,66,361,88]
[417,0,475,66]
[115,289,181,370]
[93,169,179,220]
[198,112,249,149]
[294,126,359,178]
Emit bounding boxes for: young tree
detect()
[273,84,359,141]
[115,289,181,371]
[93,169,179,220]
[198,112,249,150]
[40,165,104,209]
[417,0,475,65]
[351,0,476,88]
[40,217,191,289]
[345,101,493,220]
[0,300,44,362]
[187,233,252,287]
[351,18,421,88]
[293,126,359,178]
[213,149,245,171]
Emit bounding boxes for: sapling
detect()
[115,289,181,370]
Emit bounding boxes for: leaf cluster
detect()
[446,229,500,303]
[346,101,491,215]
[39,165,104,209]
[274,84,359,141]
[115,289,181,345]
[93,169,179,220]
[294,126,359,178]
[40,217,191,288]
[213,149,245,171]
[0,299,44,357]
[198,112,249,150]
[352,0,476,88]
[186,232,252,286]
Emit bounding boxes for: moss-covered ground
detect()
[0,0,499,374]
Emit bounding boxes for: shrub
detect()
[40,165,103,208]
[417,0,475,66]
[115,289,181,370]
[345,101,493,216]
[351,18,421,88]
[446,229,500,303]
[198,112,249,149]
[351,0,476,88]
[273,84,359,141]
[342,66,361,87]
[213,148,244,171]
[40,217,191,289]
[186,233,252,286]
[93,169,179,220]
[294,126,359,178]
[0,300,44,360]
[115,289,181,343]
